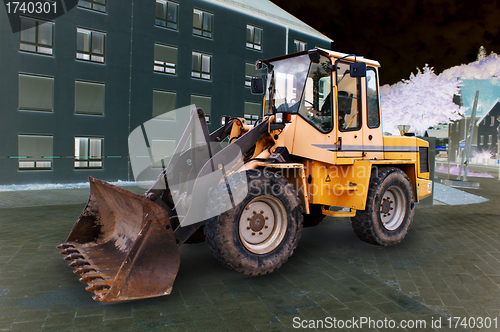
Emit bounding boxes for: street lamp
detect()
[398,125,411,136]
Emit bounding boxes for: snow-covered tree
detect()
[440,49,500,80]
[380,47,499,136]
[380,65,464,136]
[477,46,487,61]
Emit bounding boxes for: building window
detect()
[246,25,262,50]
[19,17,54,55]
[193,9,213,38]
[244,102,261,125]
[151,139,176,168]
[18,134,53,170]
[245,62,257,87]
[191,95,211,123]
[192,52,211,80]
[75,81,105,115]
[480,135,484,145]
[153,90,176,120]
[488,135,493,145]
[154,44,177,75]
[294,40,307,53]
[77,28,105,63]
[491,116,496,126]
[75,137,103,169]
[78,0,106,13]
[155,0,178,30]
[19,74,53,112]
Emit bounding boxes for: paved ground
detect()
[0,177,499,331]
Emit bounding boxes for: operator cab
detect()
[253,49,383,162]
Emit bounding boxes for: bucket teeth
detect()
[69,259,90,267]
[92,293,107,301]
[56,243,74,250]
[74,267,96,275]
[64,253,84,261]
[86,283,111,292]
[79,274,105,283]
[60,248,80,255]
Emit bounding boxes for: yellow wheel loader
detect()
[58,49,433,302]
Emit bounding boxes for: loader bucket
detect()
[57,177,180,302]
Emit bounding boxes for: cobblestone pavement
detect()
[0,178,498,331]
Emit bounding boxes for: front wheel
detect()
[351,167,415,246]
[204,170,303,275]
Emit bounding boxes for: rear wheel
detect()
[204,170,303,275]
[351,167,414,246]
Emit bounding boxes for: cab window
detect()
[366,67,380,128]
[336,61,361,131]
[298,55,332,133]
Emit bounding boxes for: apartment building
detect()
[0,0,332,185]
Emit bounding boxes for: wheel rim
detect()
[239,195,287,254]
[380,185,406,231]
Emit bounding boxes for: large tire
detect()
[302,204,326,228]
[204,169,303,275]
[351,167,415,246]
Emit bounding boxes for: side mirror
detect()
[251,78,264,94]
[350,62,366,77]
[308,49,320,63]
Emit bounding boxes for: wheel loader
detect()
[57,48,433,302]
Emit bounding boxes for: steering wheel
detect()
[304,99,316,114]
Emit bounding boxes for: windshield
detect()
[265,54,310,114]
[298,55,332,132]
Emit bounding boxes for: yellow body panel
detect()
[305,160,372,210]
[289,115,337,165]
[416,178,433,201]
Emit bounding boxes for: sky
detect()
[271,0,500,85]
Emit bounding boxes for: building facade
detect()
[448,78,500,162]
[477,100,500,156]
[0,0,332,185]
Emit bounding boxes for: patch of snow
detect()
[433,183,488,206]
[0,180,154,192]
[435,165,494,178]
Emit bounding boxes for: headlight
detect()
[221,116,230,126]
[427,182,432,193]
[275,112,283,123]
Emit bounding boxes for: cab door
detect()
[291,54,337,165]
[335,61,363,159]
